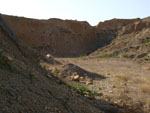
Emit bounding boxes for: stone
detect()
[7,56,13,62]
[46,54,52,58]
[46,74,52,78]
[109,90,113,93]
[137,53,147,58]
[73,75,80,81]
[97,91,103,96]
[79,76,84,80]
[112,85,116,88]
[86,79,93,85]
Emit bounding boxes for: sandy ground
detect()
[54,57,150,112]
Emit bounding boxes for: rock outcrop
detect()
[95,18,140,47]
[119,19,150,35]
[96,18,140,30]
[91,18,150,60]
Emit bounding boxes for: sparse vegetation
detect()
[142,38,150,44]
[99,53,116,58]
[2,14,150,113]
[29,72,34,83]
[122,54,129,58]
[140,84,150,94]
[51,67,59,75]
[79,54,87,59]
[116,73,131,82]
[56,80,96,96]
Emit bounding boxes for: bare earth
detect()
[54,57,150,113]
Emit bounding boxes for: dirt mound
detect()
[0,15,106,113]
[58,63,105,79]
[56,63,105,85]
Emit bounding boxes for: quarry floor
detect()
[54,57,150,113]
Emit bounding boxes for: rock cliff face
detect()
[119,19,150,35]
[2,15,98,57]
[95,18,140,47]
[1,14,143,57]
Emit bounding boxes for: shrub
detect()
[142,38,150,44]
[122,54,129,58]
[29,72,34,83]
[56,80,96,96]
[0,52,12,71]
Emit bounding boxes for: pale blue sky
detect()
[0,0,150,25]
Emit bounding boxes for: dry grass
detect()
[140,84,150,94]
[116,73,131,82]
[132,76,147,84]
[131,76,150,94]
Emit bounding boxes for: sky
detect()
[0,0,150,25]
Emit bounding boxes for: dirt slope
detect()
[0,15,106,113]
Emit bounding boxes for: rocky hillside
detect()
[0,15,108,113]
[91,18,150,61]
[95,18,140,47]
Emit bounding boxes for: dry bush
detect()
[116,73,131,82]
[132,76,147,84]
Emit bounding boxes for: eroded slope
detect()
[0,15,105,113]
[91,19,150,61]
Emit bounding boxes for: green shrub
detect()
[52,67,59,75]
[0,52,12,71]
[122,54,129,58]
[56,80,95,96]
[142,39,150,44]
[76,85,94,96]
[29,72,34,83]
